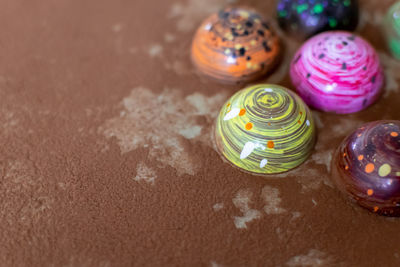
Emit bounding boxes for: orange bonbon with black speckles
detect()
[191,7,281,84]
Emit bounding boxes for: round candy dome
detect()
[191,7,281,84]
[215,84,316,174]
[277,0,359,39]
[384,2,400,60]
[332,121,400,216]
[290,31,384,114]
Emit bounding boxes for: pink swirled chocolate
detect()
[290,31,384,114]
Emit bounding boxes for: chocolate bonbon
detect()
[332,121,400,216]
[384,2,400,60]
[277,0,359,39]
[215,84,316,174]
[191,7,281,84]
[290,31,384,114]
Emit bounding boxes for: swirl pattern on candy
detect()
[215,84,316,174]
[332,121,400,216]
[290,31,384,114]
[277,0,359,39]
[384,2,400,60]
[191,8,281,84]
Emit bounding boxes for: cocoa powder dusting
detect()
[0,0,399,266]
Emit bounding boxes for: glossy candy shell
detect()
[215,84,316,174]
[290,31,384,114]
[277,0,359,39]
[191,8,281,84]
[384,2,400,60]
[332,120,400,216]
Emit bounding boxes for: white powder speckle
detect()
[112,23,123,32]
[134,162,157,185]
[148,44,163,57]
[213,203,224,212]
[164,60,192,75]
[311,148,333,173]
[287,249,333,266]
[178,125,203,139]
[232,189,262,229]
[275,165,332,192]
[164,33,176,43]
[210,261,223,267]
[261,185,286,214]
[100,87,227,176]
[291,212,302,220]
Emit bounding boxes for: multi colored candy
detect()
[384,2,400,60]
[215,84,316,174]
[191,8,281,84]
[290,31,384,114]
[331,121,400,216]
[277,0,359,39]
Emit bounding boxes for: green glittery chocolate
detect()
[384,2,400,60]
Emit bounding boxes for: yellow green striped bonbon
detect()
[215,84,316,174]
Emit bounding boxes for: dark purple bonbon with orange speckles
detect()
[332,121,400,216]
[277,0,359,39]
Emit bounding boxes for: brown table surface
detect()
[1,0,399,266]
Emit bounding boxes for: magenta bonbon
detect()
[290,31,384,114]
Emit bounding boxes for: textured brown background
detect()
[0,0,400,266]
